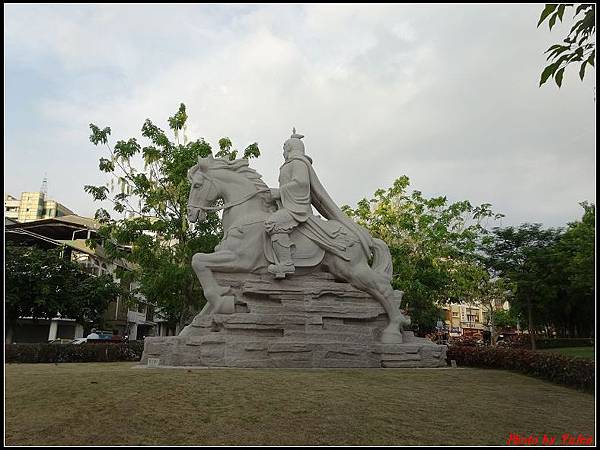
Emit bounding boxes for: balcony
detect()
[127,310,146,324]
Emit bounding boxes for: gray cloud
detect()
[4,4,595,228]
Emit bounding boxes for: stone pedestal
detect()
[140,271,447,368]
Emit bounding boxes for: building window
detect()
[452,312,459,317]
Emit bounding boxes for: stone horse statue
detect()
[181,154,410,343]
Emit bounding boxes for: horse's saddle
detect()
[264,216,355,267]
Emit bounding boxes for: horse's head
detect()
[187,155,219,223]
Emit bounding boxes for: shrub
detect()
[447,346,595,393]
[5,342,145,364]
[448,335,481,347]
[498,335,595,349]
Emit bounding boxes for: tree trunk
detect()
[527,298,536,351]
[490,302,497,346]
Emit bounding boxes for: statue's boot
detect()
[268,263,295,279]
[268,238,295,279]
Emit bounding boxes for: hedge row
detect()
[447,346,595,393]
[494,335,595,349]
[450,336,596,349]
[5,342,145,363]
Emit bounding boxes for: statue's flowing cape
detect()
[288,155,373,258]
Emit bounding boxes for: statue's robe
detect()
[278,155,373,260]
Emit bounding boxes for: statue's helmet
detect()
[283,127,305,154]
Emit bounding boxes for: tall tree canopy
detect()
[480,202,595,346]
[539,4,595,87]
[343,176,503,332]
[85,103,260,330]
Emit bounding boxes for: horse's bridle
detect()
[188,171,270,212]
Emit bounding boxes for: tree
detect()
[538,4,595,87]
[5,243,123,343]
[480,224,563,349]
[481,203,595,344]
[342,176,503,333]
[85,103,260,331]
[476,277,514,346]
[549,202,595,337]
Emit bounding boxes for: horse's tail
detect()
[371,238,393,283]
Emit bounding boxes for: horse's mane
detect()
[189,156,271,197]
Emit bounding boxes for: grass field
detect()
[538,347,595,359]
[4,362,595,446]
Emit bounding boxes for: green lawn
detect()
[4,362,595,446]
[538,347,595,359]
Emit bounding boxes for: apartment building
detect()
[440,300,511,338]
[5,192,74,223]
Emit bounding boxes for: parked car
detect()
[48,339,74,344]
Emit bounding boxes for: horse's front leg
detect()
[193,249,237,313]
[179,250,238,337]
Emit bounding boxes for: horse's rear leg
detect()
[326,254,406,344]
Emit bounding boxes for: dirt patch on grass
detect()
[4,363,595,445]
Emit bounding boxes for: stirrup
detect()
[268,263,295,279]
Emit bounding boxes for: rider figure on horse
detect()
[266,129,372,278]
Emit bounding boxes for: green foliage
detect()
[86,103,260,328]
[243,142,261,159]
[493,308,519,329]
[168,103,188,132]
[538,4,595,87]
[5,244,123,328]
[215,137,261,161]
[447,346,595,392]
[343,176,503,332]
[481,203,595,338]
[5,342,145,363]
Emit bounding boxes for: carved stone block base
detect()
[140,271,447,368]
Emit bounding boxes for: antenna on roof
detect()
[40,173,48,196]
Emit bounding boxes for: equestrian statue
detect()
[181,129,410,343]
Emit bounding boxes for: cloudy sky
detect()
[4,4,596,228]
